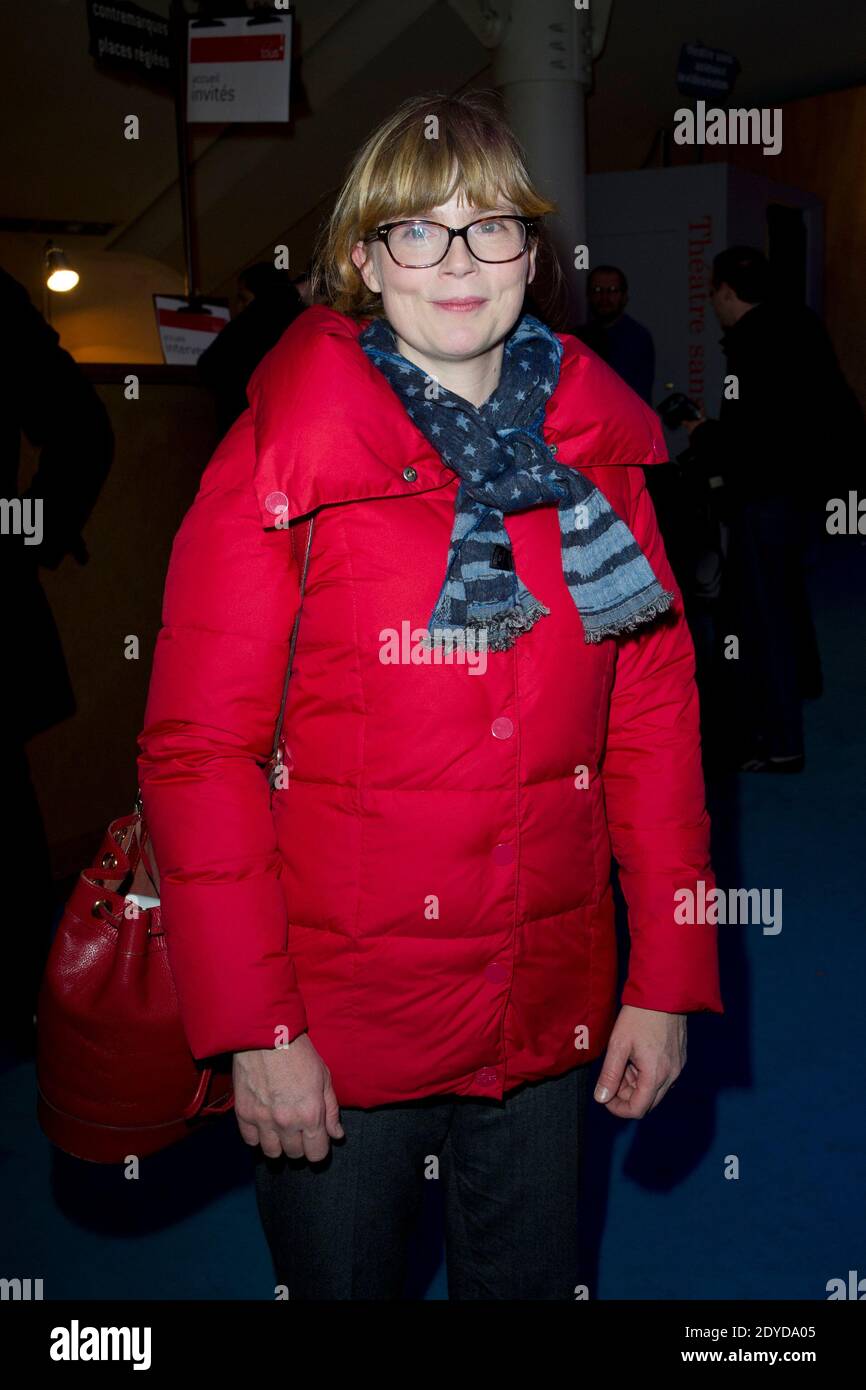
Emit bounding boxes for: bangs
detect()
[359,119,546,230]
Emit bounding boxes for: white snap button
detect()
[264,491,289,515]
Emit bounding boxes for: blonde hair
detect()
[310,89,567,325]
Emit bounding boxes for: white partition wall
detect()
[585,163,824,455]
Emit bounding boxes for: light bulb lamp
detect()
[44,243,80,293]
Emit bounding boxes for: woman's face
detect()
[351,193,537,397]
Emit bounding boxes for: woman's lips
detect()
[431,298,487,312]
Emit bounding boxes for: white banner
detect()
[187,15,292,123]
[153,296,230,365]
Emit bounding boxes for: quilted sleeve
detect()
[136,410,308,1059]
[600,466,723,1016]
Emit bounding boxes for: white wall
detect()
[586,163,823,457]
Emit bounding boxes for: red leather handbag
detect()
[36,517,315,1163]
[35,810,234,1163]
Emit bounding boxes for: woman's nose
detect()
[440,234,477,271]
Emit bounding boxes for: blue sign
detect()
[676,42,739,98]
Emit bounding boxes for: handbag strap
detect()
[267,514,316,788]
[136,513,316,815]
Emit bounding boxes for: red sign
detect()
[153,295,230,364]
[189,34,285,64]
[157,309,225,334]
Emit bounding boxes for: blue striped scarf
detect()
[359,311,673,649]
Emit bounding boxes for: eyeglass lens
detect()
[387,218,526,265]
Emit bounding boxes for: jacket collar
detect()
[247,305,667,527]
[719,299,764,355]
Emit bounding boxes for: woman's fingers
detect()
[600,1055,671,1117]
[237,1117,265,1148]
[260,1126,294,1159]
[298,1118,332,1163]
[323,1079,345,1140]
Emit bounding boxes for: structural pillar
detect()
[452,0,614,327]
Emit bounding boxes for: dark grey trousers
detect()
[253,1060,590,1300]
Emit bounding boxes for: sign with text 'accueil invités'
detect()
[186,14,292,123]
[153,296,230,365]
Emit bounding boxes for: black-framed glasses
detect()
[364,214,537,268]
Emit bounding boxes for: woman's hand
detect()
[592,1005,686,1118]
[233,1033,345,1161]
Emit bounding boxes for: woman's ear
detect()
[351,240,382,295]
[526,239,538,288]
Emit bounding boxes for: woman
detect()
[137,90,723,1300]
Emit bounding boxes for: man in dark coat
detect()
[577,264,656,405]
[681,246,866,772]
[197,263,304,435]
[0,267,113,1048]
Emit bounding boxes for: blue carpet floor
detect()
[3,535,864,1300]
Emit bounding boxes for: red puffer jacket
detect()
[137,305,722,1108]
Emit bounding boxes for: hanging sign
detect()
[676,43,740,98]
[153,296,230,365]
[85,0,173,88]
[187,15,292,123]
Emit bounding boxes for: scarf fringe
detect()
[428,600,551,653]
[476,599,551,652]
[583,589,676,643]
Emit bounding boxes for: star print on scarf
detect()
[360,312,673,650]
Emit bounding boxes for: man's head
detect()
[709,246,770,329]
[236,262,299,313]
[587,265,628,325]
[291,271,315,307]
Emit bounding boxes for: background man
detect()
[578,264,656,404]
[681,245,865,771]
